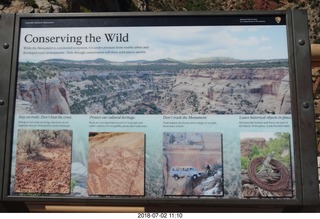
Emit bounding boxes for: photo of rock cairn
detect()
[87,132,145,196]
[240,132,293,198]
[14,129,72,194]
[163,132,223,196]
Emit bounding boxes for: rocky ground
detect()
[164,164,223,196]
[241,163,293,198]
[0,0,61,13]
[14,143,72,194]
[16,60,290,116]
[1,0,319,43]
[13,130,72,194]
[158,67,290,115]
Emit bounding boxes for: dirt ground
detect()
[14,146,72,194]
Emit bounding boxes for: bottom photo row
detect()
[10,130,293,199]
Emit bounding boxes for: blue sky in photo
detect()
[19,25,288,62]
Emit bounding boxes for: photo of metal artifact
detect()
[240,132,293,198]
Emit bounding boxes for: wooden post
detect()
[311,44,320,201]
[311,44,320,67]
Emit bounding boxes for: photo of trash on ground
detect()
[163,132,223,196]
[14,129,72,194]
[240,132,293,198]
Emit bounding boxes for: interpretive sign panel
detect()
[2,11,318,207]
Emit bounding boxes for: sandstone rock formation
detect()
[17,77,70,114]
[87,132,145,196]
[240,137,266,157]
[158,66,290,115]
[163,132,223,196]
[16,59,290,115]
[276,74,291,114]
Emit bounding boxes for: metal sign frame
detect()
[0,10,318,210]
[0,13,15,211]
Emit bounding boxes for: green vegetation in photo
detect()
[18,62,57,81]
[71,179,76,192]
[241,132,291,170]
[26,0,38,8]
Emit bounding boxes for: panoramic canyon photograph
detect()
[15,57,290,115]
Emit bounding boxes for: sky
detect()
[240,132,277,141]
[19,25,288,63]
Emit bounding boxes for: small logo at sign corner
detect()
[275,16,282,24]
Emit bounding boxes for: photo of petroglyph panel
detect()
[240,132,293,198]
[14,129,72,194]
[163,132,223,196]
[87,132,145,196]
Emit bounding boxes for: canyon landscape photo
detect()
[16,57,290,115]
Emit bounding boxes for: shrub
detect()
[241,157,249,170]
[56,130,72,147]
[17,130,42,159]
[26,0,38,8]
[0,0,11,6]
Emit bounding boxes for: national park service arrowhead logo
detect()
[275,16,281,24]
